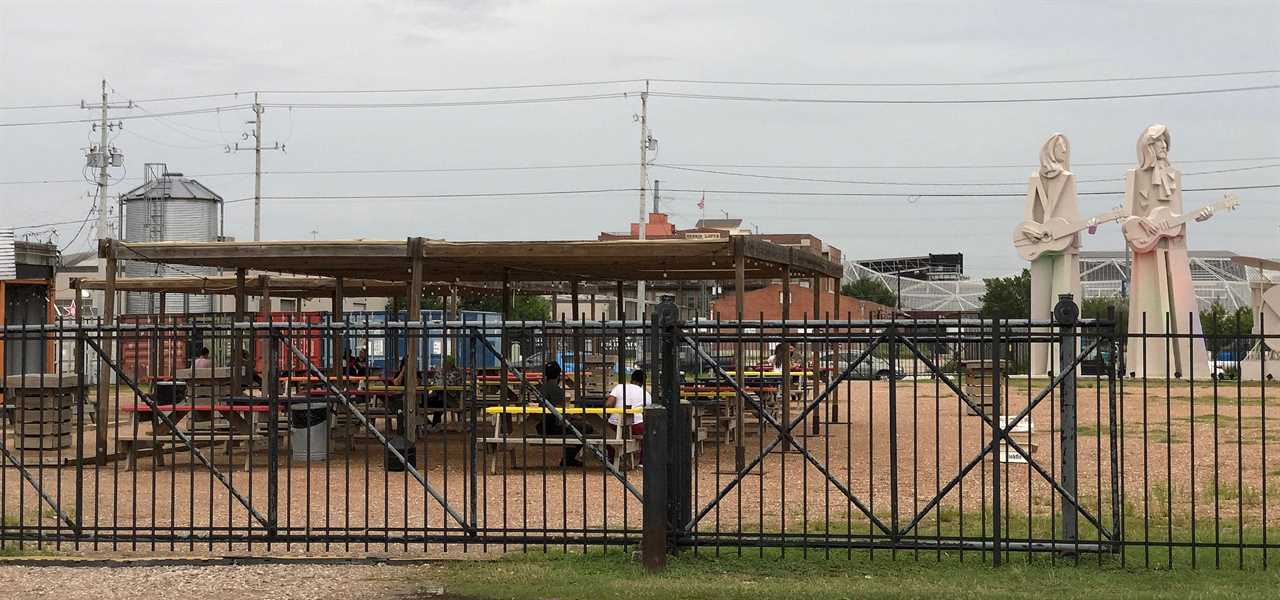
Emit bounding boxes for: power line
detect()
[121,127,225,150]
[5,159,1275,187]
[0,104,251,128]
[7,68,1277,110]
[661,183,1280,198]
[224,187,639,202]
[261,92,635,110]
[0,163,638,185]
[650,68,1280,87]
[11,216,101,230]
[58,200,98,252]
[263,163,637,175]
[649,84,1280,105]
[131,104,226,146]
[654,162,1280,187]
[257,79,644,94]
[659,155,1280,170]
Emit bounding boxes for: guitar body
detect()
[1013,208,1125,262]
[1122,207,1182,253]
[1122,195,1240,254]
[1012,218,1075,261]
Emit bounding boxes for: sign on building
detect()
[0,228,16,280]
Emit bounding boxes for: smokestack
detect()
[653,179,660,213]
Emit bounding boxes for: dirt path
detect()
[0,563,447,600]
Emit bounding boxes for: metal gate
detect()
[0,316,646,553]
[641,296,1123,566]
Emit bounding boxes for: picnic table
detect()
[681,385,779,444]
[481,404,642,473]
[118,400,282,471]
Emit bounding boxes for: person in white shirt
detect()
[607,370,651,466]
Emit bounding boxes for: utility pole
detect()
[636,79,656,320]
[232,92,283,241]
[81,79,131,313]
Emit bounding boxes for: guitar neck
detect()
[1161,198,1234,229]
[1054,209,1126,238]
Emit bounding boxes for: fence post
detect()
[991,317,1002,567]
[661,297,692,538]
[1105,304,1123,551]
[1055,293,1079,544]
[642,403,668,572]
[643,295,683,570]
[266,327,280,537]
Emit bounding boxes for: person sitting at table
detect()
[240,348,263,387]
[391,356,409,386]
[193,346,213,369]
[535,361,583,467]
[354,349,369,376]
[424,355,463,432]
[770,341,804,371]
[607,369,651,466]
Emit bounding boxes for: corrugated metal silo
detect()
[121,164,222,314]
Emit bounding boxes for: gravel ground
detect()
[0,562,442,599]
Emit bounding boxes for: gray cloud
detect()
[1,0,1277,277]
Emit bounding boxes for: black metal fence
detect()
[0,297,1275,569]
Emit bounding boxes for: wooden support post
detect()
[500,269,512,407]
[780,264,792,445]
[231,269,246,395]
[571,279,582,399]
[571,280,580,321]
[831,277,841,423]
[72,278,84,430]
[154,292,165,381]
[405,238,424,444]
[257,274,272,386]
[95,242,116,465]
[332,276,345,380]
[810,275,821,436]
[616,281,625,321]
[616,280,625,388]
[0,282,5,379]
[46,283,56,372]
[733,244,746,472]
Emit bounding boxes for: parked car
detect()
[819,353,904,380]
[633,347,737,380]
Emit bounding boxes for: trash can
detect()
[385,435,416,472]
[155,381,187,405]
[289,402,329,461]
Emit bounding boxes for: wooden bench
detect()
[481,405,643,474]
[115,427,275,471]
[118,401,279,471]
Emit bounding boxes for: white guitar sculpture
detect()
[1012,208,1127,261]
[1122,194,1240,253]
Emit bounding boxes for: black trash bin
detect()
[289,402,329,461]
[385,435,416,471]
[155,381,187,405]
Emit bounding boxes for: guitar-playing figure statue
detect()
[1123,124,1220,378]
[1018,133,1086,376]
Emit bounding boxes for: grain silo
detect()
[120,164,222,314]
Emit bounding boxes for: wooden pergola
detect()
[96,237,842,455]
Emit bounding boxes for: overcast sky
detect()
[2,0,1277,277]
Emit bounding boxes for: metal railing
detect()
[0,298,1274,570]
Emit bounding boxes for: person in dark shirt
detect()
[537,361,582,467]
[425,355,463,432]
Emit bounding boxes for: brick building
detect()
[711,282,891,321]
[598,212,846,318]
